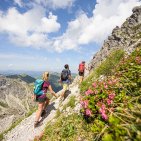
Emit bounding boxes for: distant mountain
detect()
[6,74,36,84]
[2,71,77,93]
[6,73,62,93]
[0,75,34,134]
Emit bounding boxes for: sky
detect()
[0,0,141,73]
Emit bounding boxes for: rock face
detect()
[0,76,34,133]
[89,6,141,70]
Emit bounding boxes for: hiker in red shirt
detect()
[78,61,86,84]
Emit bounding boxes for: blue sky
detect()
[0,0,141,73]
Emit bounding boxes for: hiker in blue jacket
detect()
[32,71,58,128]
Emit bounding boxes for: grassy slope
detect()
[39,48,141,141]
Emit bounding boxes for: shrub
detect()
[80,48,141,140]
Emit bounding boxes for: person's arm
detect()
[31,94,36,101]
[68,70,72,80]
[48,85,58,98]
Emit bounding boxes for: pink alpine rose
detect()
[85,109,92,116]
[85,89,93,95]
[106,99,112,105]
[92,82,97,88]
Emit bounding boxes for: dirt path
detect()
[3,84,79,141]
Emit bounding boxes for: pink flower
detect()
[108,80,113,85]
[99,105,106,114]
[80,100,84,106]
[106,99,112,105]
[80,100,89,108]
[99,104,108,120]
[85,89,93,95]
[85,109,92,116]
[101,104,106,110]
[103,82,108,89]
[101,113,108,120]
[99,108,105,114]
[108,93,115,100]
[92,82,97,88]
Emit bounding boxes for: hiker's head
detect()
[42,71,49,81]
[64,64,69,69]
[82,61,85,64]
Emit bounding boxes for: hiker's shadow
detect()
[64,90,71,100]
[40,102,56,122]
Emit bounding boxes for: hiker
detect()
[32,71,58,128]
[60,64,71,100]
[78,61,86,84]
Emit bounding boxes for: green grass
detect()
[80,49,124,93]
[95,49,124,77]
[0,101,9,108]
[63,96,76,110]
[79,47,141,141]
[55,109,61,118]
[40,113,94,141]
[67,96,76,108]
[25,107,37,117]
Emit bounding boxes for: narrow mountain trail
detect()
[3,82,80,141]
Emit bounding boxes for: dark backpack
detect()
[61,69,69,81]
[34,79,44,95]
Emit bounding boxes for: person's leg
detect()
[79,72,84,84]
[35,102,44,122]
[61,83,67,100]
[79,76,83,84]
[43,97,50,110]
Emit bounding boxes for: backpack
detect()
[61,69,69,81]
[34,79,44,95]
[79,63,85,72]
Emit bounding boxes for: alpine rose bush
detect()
[80,77,118,120]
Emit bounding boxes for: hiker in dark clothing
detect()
[32,72,58,128]
[60,64,72,101]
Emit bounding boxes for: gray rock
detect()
[89,5,141,71]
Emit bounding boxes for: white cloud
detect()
[78,0,141,44]
[0,6,60,48]
[33,0,75,9]
[52,0,141,52]
[0,0,141,52]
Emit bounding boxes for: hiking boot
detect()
[34,121,40,128]
[41,110,46,117]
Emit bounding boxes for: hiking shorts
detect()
[36,94,49,103]
[79,71,84,76]
[62,83,69,91]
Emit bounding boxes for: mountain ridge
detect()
[89,5,141,70]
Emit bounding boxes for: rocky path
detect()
[3,84,80,141]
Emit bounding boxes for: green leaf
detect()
[102,133,114,141]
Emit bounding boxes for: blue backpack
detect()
[34,79,44,95]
